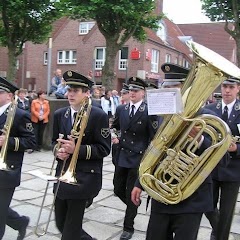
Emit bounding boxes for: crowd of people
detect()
[0,61,239,240]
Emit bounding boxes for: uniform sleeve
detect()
[112,105,121,130]
[78,111,111,161]
[8,111,36,151]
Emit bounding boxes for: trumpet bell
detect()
[59,170,78,185]
[0,161,9,171]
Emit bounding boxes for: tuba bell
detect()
[139,40,240,205]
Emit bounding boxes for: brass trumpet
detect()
[34,97,92,236]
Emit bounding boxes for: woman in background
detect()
[31,90,50,151]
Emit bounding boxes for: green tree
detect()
[58,0,162,87]
[200,0,240,66]
[0,0,61,81]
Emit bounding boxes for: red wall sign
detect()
[131,48,141,60]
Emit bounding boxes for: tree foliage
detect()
[200,0,240,66]
[0,0,61,81]
[58,0,163,87]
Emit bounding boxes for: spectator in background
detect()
[112,89,120,111]
[101,89,115,120]
[31,91,50,151]
[55,78,68,99]
[120,83,130,104]
[17,88,31,112]
[49,69,62,96]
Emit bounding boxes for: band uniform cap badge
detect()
[67,71,73,77]
[152,121,158,129]
[165,65,170,72]
[101,128,110,138]
[26,123,34,132]
[132,77,136,81]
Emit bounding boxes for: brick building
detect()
[0,0,236,93]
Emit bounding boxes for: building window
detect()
[79,22,95,35]
[183,59,190,69]
[44,52,48,65]
[165,54,171,63]
[119,47,128,70]
[57,50,77,64]
[175,57,178,64]
[151,49,159,73]
[95,47,106,70]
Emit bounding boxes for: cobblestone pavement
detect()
[3,150,240,240]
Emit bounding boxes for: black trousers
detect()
[205,180,240,240]
[33,121,46,150]
[113,166,138,233]
[55,197,93,240]
[146,212,202,240]
[0,188,15,239]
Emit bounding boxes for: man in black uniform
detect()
[52,70,111,240]
[0,77,36,240]
[112,77,158,240]
[131,63,217,240]
[204,77,240,240]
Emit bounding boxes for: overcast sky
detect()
[163,0,211,24]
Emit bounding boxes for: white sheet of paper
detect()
[28,170,58,182]
[146,88,183,115]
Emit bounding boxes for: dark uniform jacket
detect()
[205,100,240,182]
[112,101,158,168]
[142,108,217,214]
[17,98,31,112]
[52,105,111,200]
[0,107,36,188]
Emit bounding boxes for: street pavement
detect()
[3,150,240,240]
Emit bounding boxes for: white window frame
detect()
[79,22,95,35]
[95,47,106,70]
[57,50,77,64]
[44,52,48,65]
[165,54,171,63]
[119,47,128,70]
[151,49,159,73]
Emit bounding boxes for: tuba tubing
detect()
[139,40,240,205]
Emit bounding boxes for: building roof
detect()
[178,22,236,63]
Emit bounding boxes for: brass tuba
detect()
[139,41,240,205]
[0,98,17,170]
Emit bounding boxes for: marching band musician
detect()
[112,77,158,240]
[52,71,111,240]
[131,63,219,240]
[204,77,240,240]
[0,77,36,240]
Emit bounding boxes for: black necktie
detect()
[222,106,228,122]
[73,112,77,125]
[129,105,135,118]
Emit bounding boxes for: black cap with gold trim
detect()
[128,77,148,90]
[223,77,240,85]
[63,70,94,89]
[0,76,19,93]
[161,63,189,87]
[147,82,158,89]
[120,83,129,93]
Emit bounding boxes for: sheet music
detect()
[28,170,58,182]
[146,88,183,115]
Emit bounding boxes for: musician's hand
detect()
[57,136,75,154]
[131,187,142,206]
[57,147,70,160]
[189,126,202,142]
[112,137,119,144]
[0,135,6,147]
[228,142,237,152]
